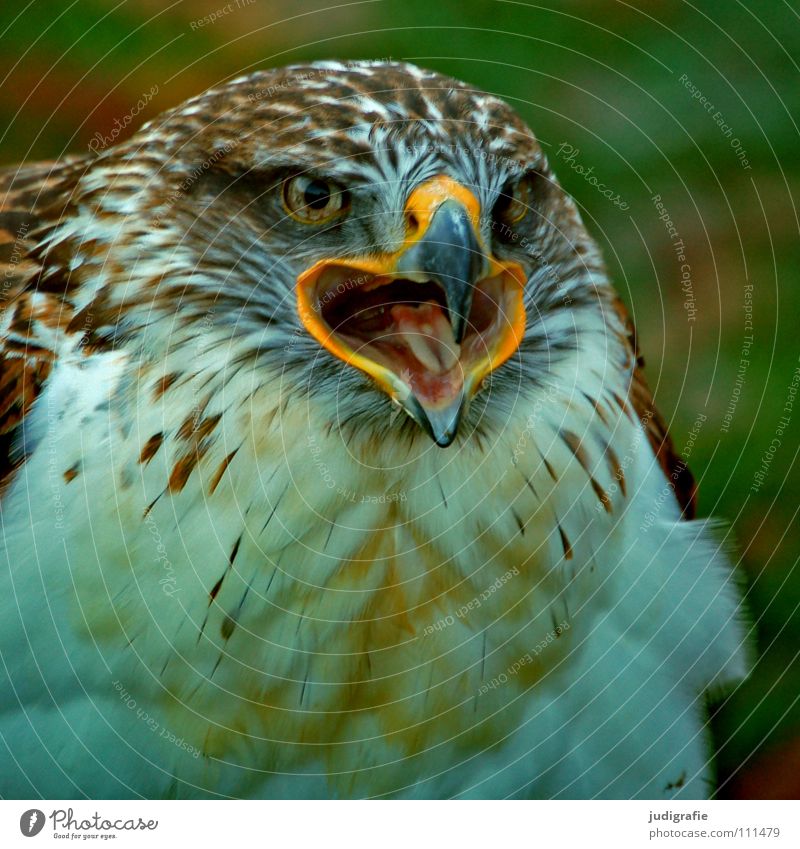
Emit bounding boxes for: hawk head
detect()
[70,60,614,448]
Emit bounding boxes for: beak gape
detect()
[295,176,527,447]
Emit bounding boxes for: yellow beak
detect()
[296,175,526,445]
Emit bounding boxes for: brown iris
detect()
[283,175,349,223]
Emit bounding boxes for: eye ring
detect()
[283,175,349,224]
[492,175,533,228]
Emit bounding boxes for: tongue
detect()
[391,301,460,375]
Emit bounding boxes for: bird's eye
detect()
[492,176,533,230]
[283,175,349,223]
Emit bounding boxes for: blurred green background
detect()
[1,0,798,798]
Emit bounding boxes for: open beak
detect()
[296,175,526,447]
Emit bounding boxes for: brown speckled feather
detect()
[0,157,89,493]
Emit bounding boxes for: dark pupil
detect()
[493,190,514,218]
[304,180,332,209]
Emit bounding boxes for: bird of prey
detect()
[0,60,748,799]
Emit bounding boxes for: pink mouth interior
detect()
[316,270,506,407]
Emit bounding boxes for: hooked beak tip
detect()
[406,393,465,448]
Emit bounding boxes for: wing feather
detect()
[0,158,88,494]
[612,295,697,519]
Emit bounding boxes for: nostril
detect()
[406,212,420,235]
